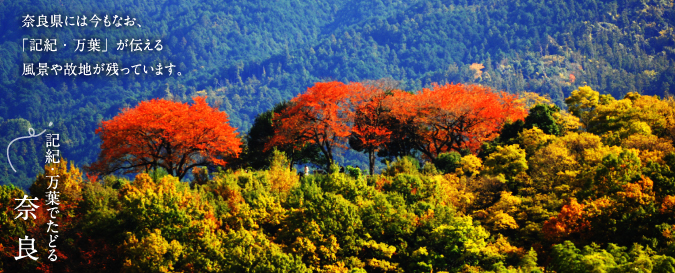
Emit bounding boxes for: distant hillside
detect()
[2,0,675,188]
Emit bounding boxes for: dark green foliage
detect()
[524,104,562,136]
[498,119,526,145]
[376,117,418,161]
[78,181,123,237]
[435,151,461,174]
[644,158,675,198]
[243,101,326,170]
[494,103,562,147]
[244,105,279,170]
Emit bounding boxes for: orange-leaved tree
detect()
[542,198,592,244]
[89,97,241,180]
[387,83,526,162]
[267,81,361,168]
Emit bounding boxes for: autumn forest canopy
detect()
[4,82,675,272]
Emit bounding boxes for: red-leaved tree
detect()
[386,83,526,162]
[267,81,361,168]
[89,97,241,180]
[349,82,395,175]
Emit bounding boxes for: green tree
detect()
[484,144,529,189]
[244,102,322,170]
[524,104,563,136]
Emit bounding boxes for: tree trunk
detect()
[368,150,375,175]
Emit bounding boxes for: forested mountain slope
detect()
[2,0,674,188]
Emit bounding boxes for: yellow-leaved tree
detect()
[120,173,223,272]
[30,158,83,209]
